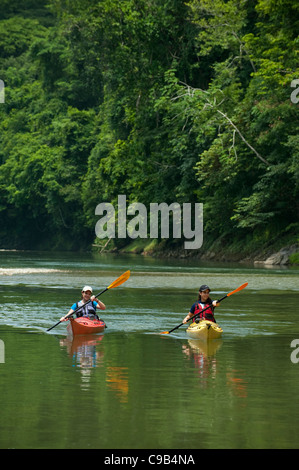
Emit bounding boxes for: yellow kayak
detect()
[186,320,223,341]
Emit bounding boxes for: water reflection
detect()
[106,366,129,403]
[59,334,129,402]
[182,338,248,400]
[226,370,248,399]
[182,339,223,384]
[60,334,105,389]
[186,339,223,357]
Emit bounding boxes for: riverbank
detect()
[92,236,299,266]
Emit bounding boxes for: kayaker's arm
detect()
[183,312,193,324]
[60,309,74,322]
[91,295,106,310]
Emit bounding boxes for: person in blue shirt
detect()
[60,285,106,322]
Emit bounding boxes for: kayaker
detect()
[183,284,219,324]
[60,285,106,322]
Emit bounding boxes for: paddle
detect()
[47,270,131,332]
[160,282,248,335]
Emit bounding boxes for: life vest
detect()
[75,300,97,318]
[193,301,215,323]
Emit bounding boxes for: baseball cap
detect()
[199,284,210,292]
[82,285,93,293]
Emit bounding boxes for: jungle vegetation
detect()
[0,0,298,257]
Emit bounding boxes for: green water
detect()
[0,251,299,449]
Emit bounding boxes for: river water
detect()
[0,250,298,449]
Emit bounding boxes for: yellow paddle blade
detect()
[227,282,248,297]
[107,270,130,289]
[160,331,170,335]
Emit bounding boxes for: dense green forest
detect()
[0,0,298,258]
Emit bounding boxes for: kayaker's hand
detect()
[212,300,220,307]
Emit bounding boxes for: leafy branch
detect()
[174,82,271,166]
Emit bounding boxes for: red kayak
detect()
[67,317,106,336]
